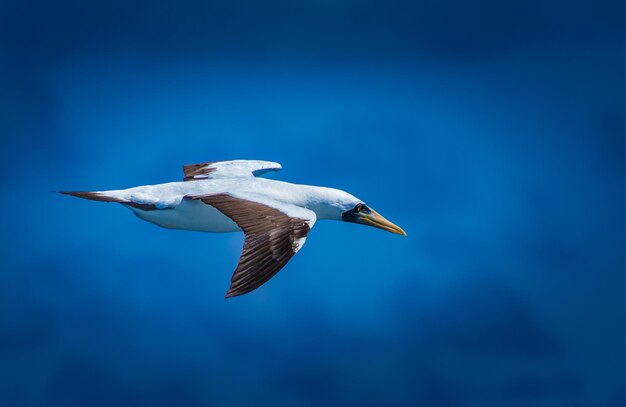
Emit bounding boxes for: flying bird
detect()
[62,160,406,298]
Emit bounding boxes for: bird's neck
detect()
[265,181,351,220]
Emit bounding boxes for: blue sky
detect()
[1,1,626,406]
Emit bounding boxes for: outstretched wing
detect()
[183,160,281,181]
[194,193,316,298]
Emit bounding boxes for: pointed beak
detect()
[356,208,407,236]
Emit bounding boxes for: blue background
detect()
[2,1,626,406]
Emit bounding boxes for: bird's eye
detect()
[354,204,363,213]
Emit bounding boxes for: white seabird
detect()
[62,160,406,298]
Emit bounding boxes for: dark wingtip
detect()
[224,290,239,299]
[225,285,252,298]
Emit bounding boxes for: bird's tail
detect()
[59,190,123,203]
[59,190,157,211]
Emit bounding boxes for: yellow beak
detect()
[357,208,407,236]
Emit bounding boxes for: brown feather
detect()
[196,193,311,298]
[182,162,218,181]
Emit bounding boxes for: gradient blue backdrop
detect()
[2,1,626,406]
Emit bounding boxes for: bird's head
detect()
[311,188,407,236]
[341,201,407,236]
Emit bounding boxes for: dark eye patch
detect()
[342,204,368,223]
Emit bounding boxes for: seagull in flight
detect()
[62,160,406,298]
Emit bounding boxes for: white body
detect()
[102,177,359,233]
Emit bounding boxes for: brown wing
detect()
[195,194,312,298]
